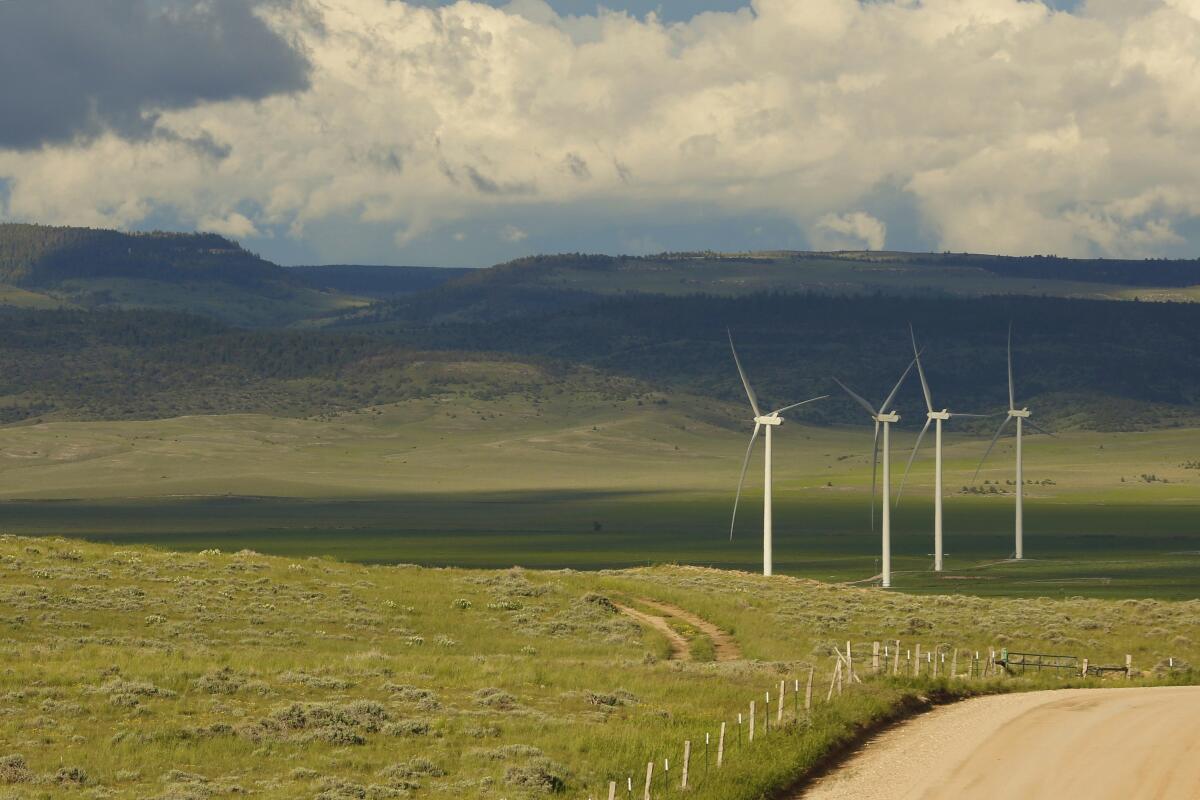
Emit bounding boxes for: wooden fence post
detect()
[749,701,756,742]
[643,762,653,800]
[951,648,958,679]
[1081,658,1089,678]
[681,740,690,789]
[826,660,840,702]
[805,666,814,711]
[914,644,921,677]
[933,649,939,678]
[846,640,854,682]
[777,680,785,723]
[608,780,617,800]
[764,691,770,733]
[717,721,726,767]
[893,640,901,675]
[873,641,881,674]
[1125,654,1133,679]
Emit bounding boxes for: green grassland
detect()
[0,535,1195,799]
[2,392,1198,598]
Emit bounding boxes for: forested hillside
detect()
[3,226,1200,430]
[0,224,366,326]
[0,224,280,287]
[344,292,1200,431]
[287,265,471,298]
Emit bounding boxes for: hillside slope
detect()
[0,224,363,326]
[0,536,1193,799]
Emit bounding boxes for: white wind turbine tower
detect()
[973,325,1053,560]
[833,357,917,589]
[728,332,828,577]
[895,325,988,572]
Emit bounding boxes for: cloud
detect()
[3,0,1200,263]
[199,211,262,240]
[0,0,309,149]
[811,212,887,251]
[501,224,529,242]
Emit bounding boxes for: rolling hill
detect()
[0,223,367,327]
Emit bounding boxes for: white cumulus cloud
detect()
[811,212,887,252]
[2,0,1200,263]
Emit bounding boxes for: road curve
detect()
[799,686,1200,799]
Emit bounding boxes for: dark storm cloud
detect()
[0,0,310,150]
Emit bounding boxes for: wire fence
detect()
[579,640,1134,799]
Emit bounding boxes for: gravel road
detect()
[799,686,1200,799]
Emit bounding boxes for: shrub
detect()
[0,754,32,784]
[384,718,431,737]
[473,687,518,710]
[194,667,245,694]
[55,766,88,785]
[504,758,567,793]
[277,671,352,690]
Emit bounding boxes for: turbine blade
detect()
[728,330,762,418]
[910,324,933,412]
[771,394,830,416]
[1026,419,1057,438]
[949,412,993,418]
[730,423,762,540]
[972,416,1013,484]
[1007,323,1016,411]
[870,420,880,531]
[880,355,918,414]
[833,377,877,417]
[895,416,933,506]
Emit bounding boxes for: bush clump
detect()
[473,687,518,710]
[0,754,33,784]
[55,765,88,786]
[384,718,432,737]
[504,758,567,793]
[193,667,245,694]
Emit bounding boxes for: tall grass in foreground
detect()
[0,537,1195,799]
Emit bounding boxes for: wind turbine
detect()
[896,325,988,572]
[728,331,828,577]
[973,325,1053,560]
[832,356,918,589]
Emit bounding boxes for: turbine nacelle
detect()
[928,410,951,421]
[753,414,783,426]
[1009,408,1031,419]
[874,412,900,423]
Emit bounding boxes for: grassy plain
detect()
[0,536,1196,800]
[1,392,1197,598]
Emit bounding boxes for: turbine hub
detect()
[754,415,783,426]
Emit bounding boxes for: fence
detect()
[581,640,1135,799]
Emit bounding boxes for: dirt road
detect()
[613,602,690,660]
[633,597,743,661]
[799,686,1200,799]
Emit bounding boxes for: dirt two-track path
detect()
[614,598,742,661]
[799,686,1200,799]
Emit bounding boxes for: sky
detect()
[1,0,1198,267]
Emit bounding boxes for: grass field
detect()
[0,536,1195,800]
[1,392,1197,599]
